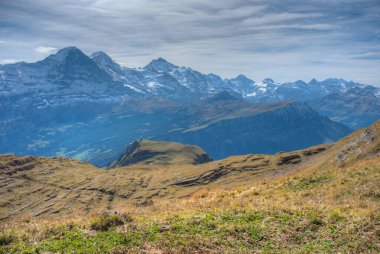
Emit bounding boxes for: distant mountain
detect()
[0,47,136,124]
[1,47,379,128]
[2,47,379,105]
[159,99,351,159]
[90,51,126,80]
[308,88,380,129]
[107,140,212,168]
[0,90,351,166]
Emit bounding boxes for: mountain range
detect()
[1,47,379,126]
[0,46,379,165]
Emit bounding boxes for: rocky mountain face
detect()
[160,101,351,159]
[308,88,380,129]
[0,46,378,165]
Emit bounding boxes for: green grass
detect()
[0,231,16,247]
[23,228,130,253]
[90,213,132,231]
[2,208,378,253]
[286,173,334,191]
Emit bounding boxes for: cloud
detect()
[0,0,379,85]
[34,46,57,54]
[1,59,18,64]
[351,51,380,60]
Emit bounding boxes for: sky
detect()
[0,0,380,85]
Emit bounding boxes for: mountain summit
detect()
[44,46,85,63]
[90,51,125,77]
[144,57,178,72]
[90,51,115,65]
[39,46,112,83]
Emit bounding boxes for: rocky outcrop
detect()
[335,123,379,166]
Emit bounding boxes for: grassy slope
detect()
[0,145,333,221]
[0,122,379,253]
[108,140,212,168]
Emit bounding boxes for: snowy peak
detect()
[57,46,82,54]
[309,78,318,85]
[90,51,114,64]
[40,46,101,73]
[224,74,256,96]
[322,78,347,84]
[261,78,275,85]
[90,51,125,78]
[45,46,85,62]
[144,57,178,72]
[234,74,254,83]
[37,46,114,84]
[256,78,279,89]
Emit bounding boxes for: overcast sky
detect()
[0,0,379,85]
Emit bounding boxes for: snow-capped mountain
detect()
[0,47,136,116]
[2,46,378,104]
[90,51,126,80]
[1,46,379,127]
[90,52,244,101]
[87,49,380,103]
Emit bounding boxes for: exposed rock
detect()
[335,125,378,166]
[277,154,301,165]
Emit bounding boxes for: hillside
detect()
[161,100,351,159]
[1,121,377,221]
[0,121,379,253]
[0,143,332,221]
[107,140,212,168]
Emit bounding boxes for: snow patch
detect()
[123,84,144,93]
[246,92,257,97]
[147,81,162,88]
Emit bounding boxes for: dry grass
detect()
[1,154,378,253]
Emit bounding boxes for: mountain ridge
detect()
[2,46,378,102]
[160,100,351,159]
[107,140,212,168]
